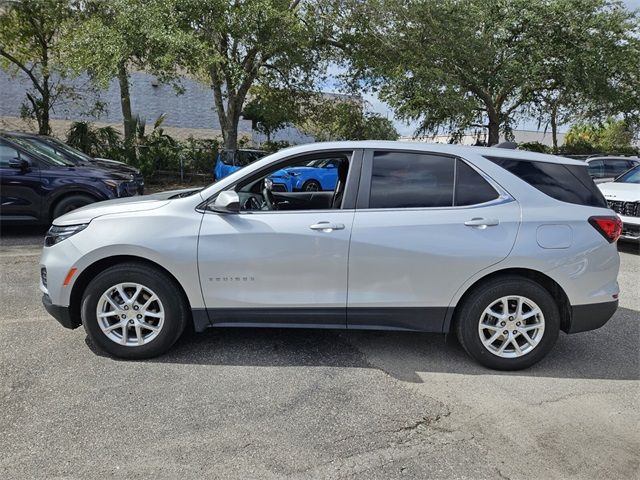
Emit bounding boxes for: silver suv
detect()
[40,142,621,370]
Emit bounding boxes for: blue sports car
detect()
[269,158,340,192]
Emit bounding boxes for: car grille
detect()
[607,200,639,217]
[119,181,140,197]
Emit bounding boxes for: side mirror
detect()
[212,190,240,214]
[8,158,29,170]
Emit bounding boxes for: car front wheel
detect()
[455,276,560,370]
[81,263,188,359]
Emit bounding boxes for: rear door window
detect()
[369,151,454,208]
[485,156,607,208]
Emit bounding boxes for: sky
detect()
[326,0,639,137]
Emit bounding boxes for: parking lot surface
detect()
[1,227,638,479]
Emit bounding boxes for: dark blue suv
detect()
[0,135,141,224]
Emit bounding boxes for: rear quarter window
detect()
[485,156,607,208]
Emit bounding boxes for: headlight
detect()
[102,179,124,196]
[44,224,88,247]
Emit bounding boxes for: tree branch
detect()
[0,48,45,96]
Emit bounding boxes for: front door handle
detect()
[464,217,499,228]
[310,222,345,232]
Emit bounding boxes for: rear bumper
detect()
[42,294,80,329]
[566,300,618,334]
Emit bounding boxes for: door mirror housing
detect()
[8,158,29,170]
[212,191,240,214]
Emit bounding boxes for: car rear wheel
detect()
[81,263,188,359]
[455,276,560,370]
[52,194,95,220]
[302,180,321,192]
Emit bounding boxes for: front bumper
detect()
[567,300,618,334]
[42,294,80,329]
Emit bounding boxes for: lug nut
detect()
[121,314,127,319]
[129,319,134,325]
[512,330,517,335]
[133,305,139,311]
[509,316,514,320]
[500,321,506,326]
[137,314,142,319]
[124,305,129,310]
[503,330,508,335]
[516,322,521,326]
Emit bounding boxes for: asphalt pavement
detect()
[1,227,638,479]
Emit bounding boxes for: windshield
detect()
[615,165,640,184]
[43,137,95,163]
[9,137,76,166]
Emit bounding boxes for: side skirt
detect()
[191,307,450,333]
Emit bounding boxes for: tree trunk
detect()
[487,118,500,146]
[550,104,559,153]
[117,62,134,148]
[38,79,51,135]
[222,119,238,151]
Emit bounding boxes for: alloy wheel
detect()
[477,295,545,358]
[96,283,165,347]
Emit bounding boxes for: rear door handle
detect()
[310,222,345,232]
[464,217,499,228]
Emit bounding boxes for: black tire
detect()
[81,263,189,359]
[455,276,560,370]
[52,194,96,220]
[302,180,321,192]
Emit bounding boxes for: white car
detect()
[598,165,640,242]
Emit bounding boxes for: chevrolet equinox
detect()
[40,142,621,370]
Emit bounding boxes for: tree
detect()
[339,0,637,146]
[530,0,640,152]
[66,0,187,150]
[301,98,398,141]
[170,0,336,151]
[242,86,303,142]
[564,119,638,155]
[0,0,74,134]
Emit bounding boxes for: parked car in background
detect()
[269,157,340,192]
[0,135,141,224]
[585,156,640,184]
[1,131,144,194]
[213,148,267,180]
[598,165,640,242]
[41,141,620,371]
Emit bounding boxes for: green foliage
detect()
[563,119,638,155]
[301,99,399,141]
[261,140,292,153]
[518,142,551,154]
[338,0,639,146]
[167,0,339,150]
[65,120,223,178]
[243,86,304,141]
[0,0,76,134]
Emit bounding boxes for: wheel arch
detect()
[68,255,195,331]
[48,188,103,222]
[445,267,572,334]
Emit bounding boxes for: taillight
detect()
[588,216,623,243]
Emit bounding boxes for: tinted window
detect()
[485,156,607,208]
[455,160,499,206]
[0,144,20,167]
[369,152,454,208]
[587,160,604,177]
[605,159,632,176]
